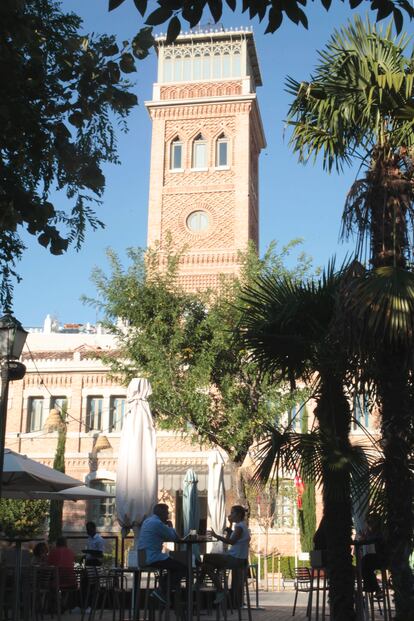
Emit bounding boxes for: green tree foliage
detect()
[110,0,414,50]
[84,240,311,499]
[0,0,144,309]
[299,482,316,553]
[299,407,316,553]
[48,412,67,543]
[0,499,49,538]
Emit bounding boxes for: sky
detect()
[12,0,375,327]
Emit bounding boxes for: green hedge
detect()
[249,555,308,579]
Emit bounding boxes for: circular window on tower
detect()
[186,210,210,233]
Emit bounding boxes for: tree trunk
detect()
[229,460,248,505]
[316,375,356,621]
[376,350,414,620]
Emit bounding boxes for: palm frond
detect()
[252,424,377,508]
[251,425,323,486]
[238,262,350,382]
[344,266,414,349]
[286,15,414,173]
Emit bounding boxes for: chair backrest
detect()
[138,549,147,567]
[57,566,78,589]
[36,566,58,589]
[295,567,311,582]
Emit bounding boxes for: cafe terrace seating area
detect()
[0,537,395,621]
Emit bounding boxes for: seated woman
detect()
[32,541,49,566]
[199,505,250,604]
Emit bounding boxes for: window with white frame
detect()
[288,403,307,432]
[109,396,126,432]
[27,397,44,432]
[50,396,68,416]
[216,135,229,167]
[352,394,371,431]
[89,479,116,529]
[271,480,295,529]
[170,138,183,170]
[86,396,103,432]
[192,134,207,169]
[186,210,210,233]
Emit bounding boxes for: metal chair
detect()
[33,565,61,621]
[292,566,312,617]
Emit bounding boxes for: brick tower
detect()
[146,27,265,291]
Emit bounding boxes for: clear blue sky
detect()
[13,0,372,327]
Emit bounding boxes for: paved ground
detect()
[58,589,393,621]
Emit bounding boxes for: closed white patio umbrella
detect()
[116,378,158,549]
[207,450,227,553]
[2,448,82,493]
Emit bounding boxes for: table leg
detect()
[13,541,22,621]
[186,545,193,621]
[132,571,140,621]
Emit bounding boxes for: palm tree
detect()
[286,16,414,617]
[239,265,358,621]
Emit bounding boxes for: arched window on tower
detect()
[164,53,173,82]
[222,50,231,78]
[194,50,202,80]
[192,134,207,169]
[202,52,211,80]
[232,49,241,77]
[170,137,183,170]
[216,134,229,168]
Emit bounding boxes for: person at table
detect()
[32,541,49,566]
[138,503,186,605]
[359,514,388,594]
[83,521,105,566]
[48,537,76,587]
[198,505,250,605]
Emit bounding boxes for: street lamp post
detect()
[0,314,28,498]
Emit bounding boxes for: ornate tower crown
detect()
[146,28,266,292]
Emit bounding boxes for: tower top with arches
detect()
[146,27,266,292]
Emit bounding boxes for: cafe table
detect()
[177,535,212,621]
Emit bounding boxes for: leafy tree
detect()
[286,17,414,616]
[0,0,144,309]
[239,264,361,621]
[299,481,316,553]
[84,240,311,500]
[46,408,67,543]
[0,499,49,538]
[109,0,414,50]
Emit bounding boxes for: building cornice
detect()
[146,93,257,112]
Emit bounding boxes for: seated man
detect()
[83,521,105,566]
[138,503,186,605]
[199,505,250,604]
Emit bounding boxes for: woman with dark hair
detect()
[32,542,49,565]
[198,505,250,604]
